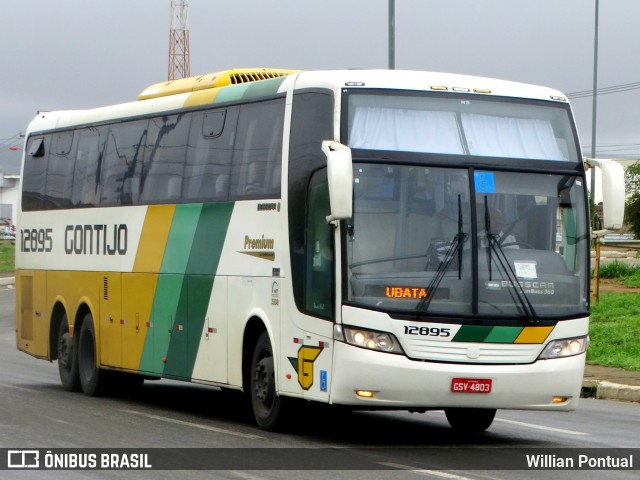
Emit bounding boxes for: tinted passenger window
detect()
[71,127,103,207]
[140,114,191,204]
[101,120,148,206]
[230,99,285,199]
[22,136,49,211]
[45,132,76,209]
[183,107,237,202]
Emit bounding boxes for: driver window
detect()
[304,171,334,319]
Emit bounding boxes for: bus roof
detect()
[137,68,299,100]
[25,69,569,135]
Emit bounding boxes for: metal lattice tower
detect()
[168,0,190,80]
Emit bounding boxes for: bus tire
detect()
[77,313,109,397]
[445,408,496,433]
[57,314,80,392]
[250,331,284,430]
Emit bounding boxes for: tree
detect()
[624,161,640,236]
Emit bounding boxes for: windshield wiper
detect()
[483,198,538,325]
[416,195,467,316]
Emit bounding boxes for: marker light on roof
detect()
[430,85,449,91]
[473,88,492,94]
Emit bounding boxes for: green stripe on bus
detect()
[160,204,203,274]
[183,203,234,376]
[139,274,185,375]
[484,326,524,343]
[142,202,235,379]
[186,203,234,275]
[139,204,201,375]
[210,77,286,105]
[241,77,288,100]
[452,325,493,342]
[213,84,251,104]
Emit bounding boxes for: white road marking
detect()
[380,462,475,479]
[120,409,264,440]
[494,417,588,435]
[228,471,267,480]
[0,382,41,393]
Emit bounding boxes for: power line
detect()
[0,133,24,151]
[567,81,640,99]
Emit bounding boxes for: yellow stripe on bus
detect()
[514,326,554,344]
[183,88,222,108]
[133,205,176,273]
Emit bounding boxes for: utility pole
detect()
[168,0,190,80]
[590,0,599,198]
[389,0,395,69]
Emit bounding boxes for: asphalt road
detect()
[0,285,638,480]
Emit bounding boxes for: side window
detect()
[100,120,148,206]
[139,114,191,204]
[183,107,238,202]
[45,131,76,209]
[229,98,285,199]
[305,170,334,319]
[22,136,50,211]
[287,91,334,314]
[71,127,103,207]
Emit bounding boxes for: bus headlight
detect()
[539,335,589,359]
[335,325,404,354]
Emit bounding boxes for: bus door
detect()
[298,170,334,402]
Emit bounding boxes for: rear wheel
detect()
[77,314,109,397]
[250,331,284,430]
[445,408,496,433]
[57,314,80,392]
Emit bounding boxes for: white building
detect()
[0,173,20,225]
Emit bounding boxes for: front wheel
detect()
[250,331,284,430]
[57,314,80,392]
[445,408,496,433]
[77,314,109,397]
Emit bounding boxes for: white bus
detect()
[15,68,625,431]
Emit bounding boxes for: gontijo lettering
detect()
[64,224,128,255]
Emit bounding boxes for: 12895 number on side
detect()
[21,228,53,253]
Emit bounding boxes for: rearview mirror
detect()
[322,141,353,223]
[584,157,625,230]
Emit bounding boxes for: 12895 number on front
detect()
[451,378,492,394]
[404,325,451,337]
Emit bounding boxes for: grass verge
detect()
[0,243,14,273]
[589,292,640,370]
[597,260,640,288]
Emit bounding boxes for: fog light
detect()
[552,396,570,404]
[355,390,374,398]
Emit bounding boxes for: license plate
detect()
[451,378,492,394]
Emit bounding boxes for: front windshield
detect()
[345,164,589,319]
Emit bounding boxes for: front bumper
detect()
[330,341,584,411]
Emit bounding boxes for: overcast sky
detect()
[1,0,639,173]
